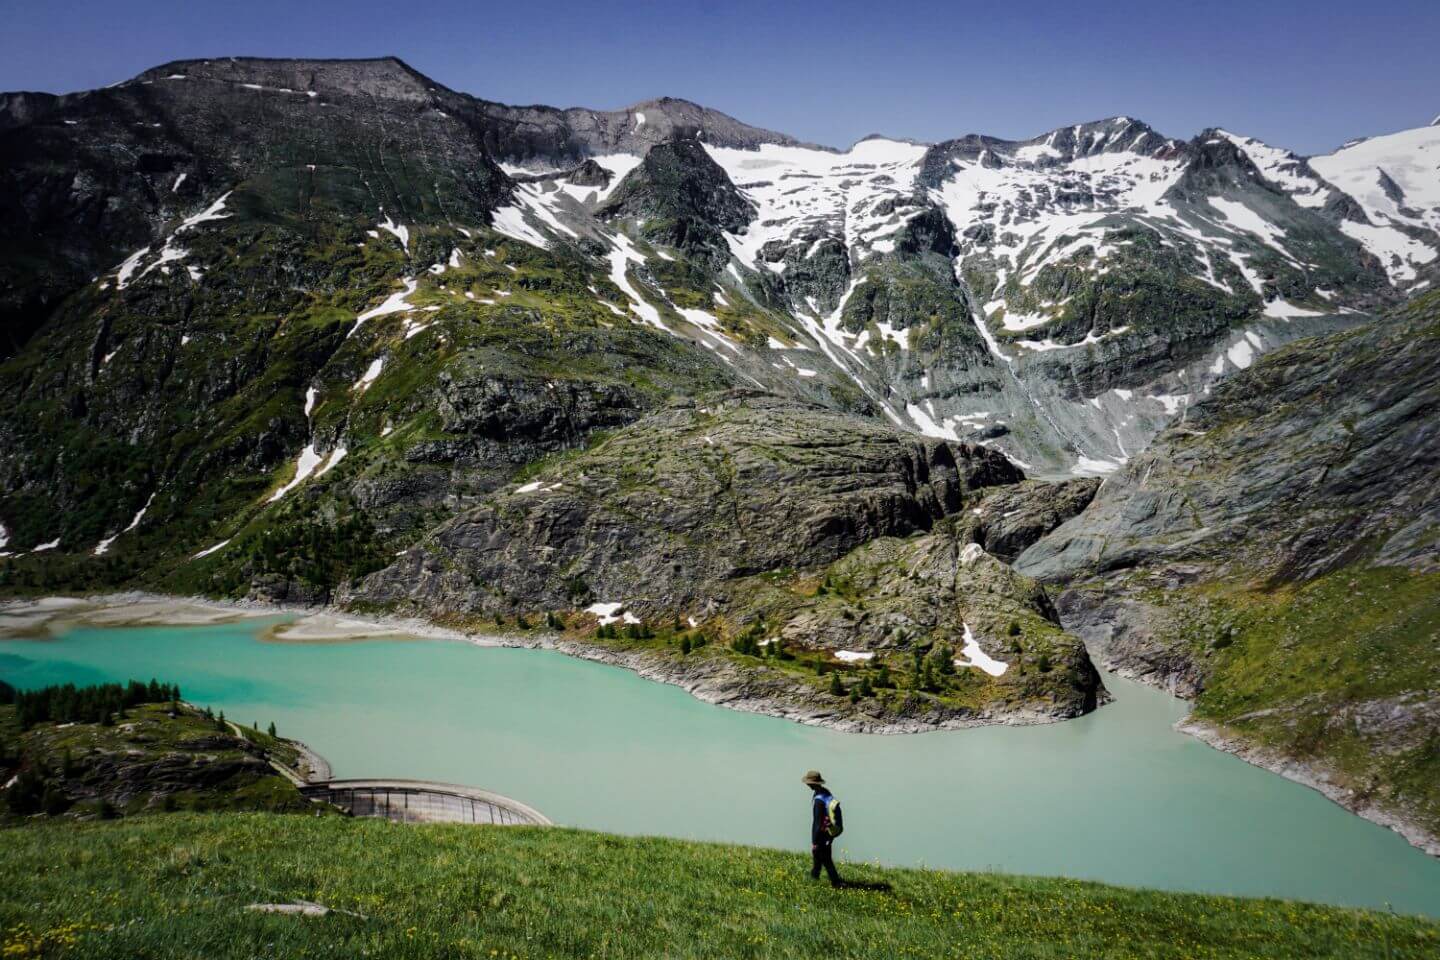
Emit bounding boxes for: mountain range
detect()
[0,56,1437,851]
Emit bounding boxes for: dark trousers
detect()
[811,841,842,886]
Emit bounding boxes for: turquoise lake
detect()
[4,618,1440,917]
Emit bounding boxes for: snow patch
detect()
[1151,394,1191,416]
[955,622,1008,677]
[193,539,231,560]
[94,493,156,556]
[178,192,232,232]
[378,213,410,252]
[1072,456,1123,476]
[115,247,151,289]
[349,277,417,338]
[515,480,564,494]
[1226,337,1257,369]
[1263,299,1327,319]
[585,602,640,626]
[353,357,384,392]
[1310,123,1440,283]
[607,232,671,332]
[705,138,927,269]
[268,445,324,502]
[906,402,959,441]
[582,154,644,204]
[316,446,347,478]
[1215,131,1332,209]
[490,203,551,249]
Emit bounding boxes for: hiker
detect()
[803,770,892,892]
[803,769,845,886]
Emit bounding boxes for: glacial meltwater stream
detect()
[5,617,1439,917]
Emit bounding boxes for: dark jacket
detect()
[811,789,842,844]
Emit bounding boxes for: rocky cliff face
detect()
[350,391,1019,614]
[1018,292,1440,589]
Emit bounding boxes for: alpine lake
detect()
[4,614,1439,917]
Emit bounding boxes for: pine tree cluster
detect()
[13,679,181,730]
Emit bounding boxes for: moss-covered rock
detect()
[346,390,1021,614]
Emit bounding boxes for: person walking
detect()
[803,770,844,886]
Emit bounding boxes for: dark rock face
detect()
[348,391,1022,614]
[770,236,852,314]
[436,372,647,450]
[893,206,961,261]
[566,159,613,188]
[1050,582,1207,696]
[0,91,69,133]
[598,136,754,271]
[962,478,1102,563]
[247,573,333,606]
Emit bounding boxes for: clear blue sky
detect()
[4,0,1437,156]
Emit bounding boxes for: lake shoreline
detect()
[1177,717,1440,858]
[13,591,1437,857]
[1,591,1088,736]
[1094,659,1440,860]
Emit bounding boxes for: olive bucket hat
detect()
[801,770,826,787]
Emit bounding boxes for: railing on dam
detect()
[302,778,552,826]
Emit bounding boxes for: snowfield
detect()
[705,138,928,271]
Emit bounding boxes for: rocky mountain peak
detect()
[132,56,444,102]
[1039,117,1165,159]
[598,132,754,270]
[1176,128,1270,186]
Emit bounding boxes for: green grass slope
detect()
[1,814,1435,959]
